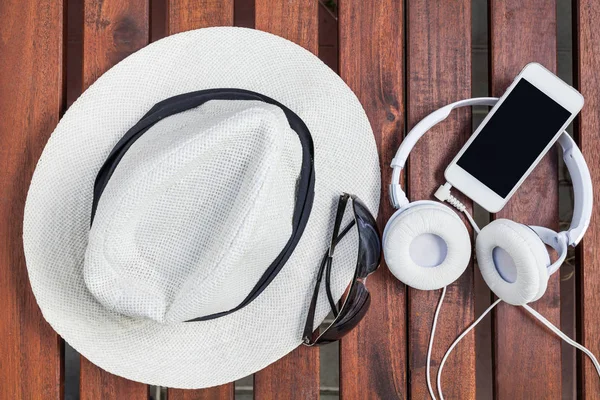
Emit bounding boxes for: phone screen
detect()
[456,79,572,198]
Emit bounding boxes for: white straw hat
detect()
[23,27,380,388]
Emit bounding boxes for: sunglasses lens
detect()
[353,198,381,278]
[316,282,371,344]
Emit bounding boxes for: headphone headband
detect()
[390,97,592,247]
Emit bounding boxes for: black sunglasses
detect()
[302,193,381,346]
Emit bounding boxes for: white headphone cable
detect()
[426,286,447,400]
[435,298,500,400]
[435,300,600,399]
[426,182,480,399]
[522,304,600,377]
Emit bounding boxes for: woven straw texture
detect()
[23,27,380,388]
[85,100,302,324]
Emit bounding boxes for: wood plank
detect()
[255,0,318,54]
[318,1,338,72]
[338,1,406,399]
[166,1,235,398]
[253,347,320,400]
[80,360,149,400]
[406,1,475,398]
[151,0,168,42]
[234,0,254,28]
[489,1,562,398]
[80,0,150,398]
[252,0,319,398]
[574,0,600,397]
[168,0,233,34]
[167,380,234,398]
[0,0,64,398]
[168,385,234,400]
[67,0,84,108]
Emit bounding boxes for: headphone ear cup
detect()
[383,201,471,290]
[476,219,550,305]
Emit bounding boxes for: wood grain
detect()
[489,0,562,398]
[406,1,475,398]
[253,346,320,400]
[575,0,600,397]
[168,0,233,34]
[83,0,150,89]
[168,0,234,34]
[338,1,406,398]
[255,0,318,55]
[252,0,320,398]
[79,360,148,400]
[0,0,64,398]
[166,1,235,398]
[169,385,234,400]
[80,0,150,398]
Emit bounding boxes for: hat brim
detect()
[23,27,380,388]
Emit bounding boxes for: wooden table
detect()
[1,0,599,398]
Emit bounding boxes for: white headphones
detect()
[383,97,593,306]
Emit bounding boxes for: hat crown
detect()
[84,100,302,323]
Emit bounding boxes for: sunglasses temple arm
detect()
[329,195,350,253]
[325,256,338,317]
[302,253,329,342]
[325,220,357,317]
[334,220,356,246]
[303,201,357,344]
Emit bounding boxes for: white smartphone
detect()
[444,62,584,213]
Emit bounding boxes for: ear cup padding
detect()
[383,202,471,290]
[476,219,550,305]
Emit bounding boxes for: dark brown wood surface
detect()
[338,1,406,399]
[489,1,562,398]
[234,0,255,28]
[406,1,475,398]
[252,1,320,397]
[80,0,150,398]
[575,0,600,397]
[0,0,64,399]
[166,0,235,398]
[318,3,337,72]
